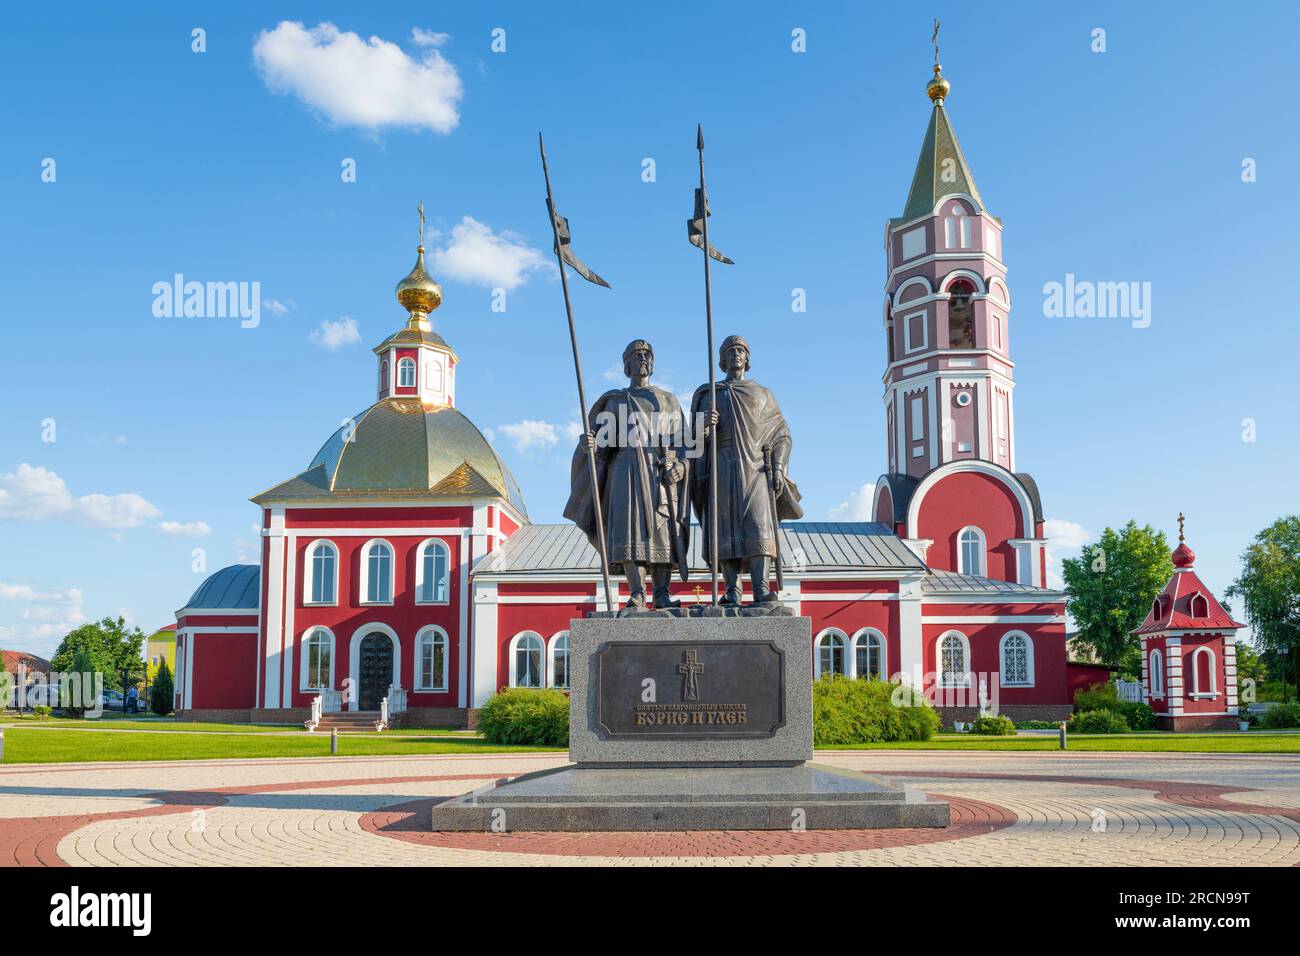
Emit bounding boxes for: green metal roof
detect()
[900,104,985,221]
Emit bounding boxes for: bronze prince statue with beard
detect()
[564,339,690,610]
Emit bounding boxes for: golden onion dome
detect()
[395,245,443,323]
[927,64,950,104]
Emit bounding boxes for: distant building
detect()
[145,624,176,675]
[1134,520,1243,731]
[173,61,1072,725]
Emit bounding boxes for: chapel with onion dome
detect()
[173,60,1092,729]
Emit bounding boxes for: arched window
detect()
[958,526,986,576]
[853,630,886,680]
[1190,593,1209,619]
[549,632,570,690]
[939,631,970,687]
[416,539,450,604]
[1191,646,1217,697]
[944,206,972,249]
[397,357,416,388]
[1149,649,1165,697]
[361,540,393,604]
[512,633,544,688]
[815,630,846,677]
[415,627,448,692]
[380,359,389,390]
[947,279,976,348]
[305,540,337,605]
[302,627,334,691]
[999,631,1034,687]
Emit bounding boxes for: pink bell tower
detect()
[882,56,1015,478]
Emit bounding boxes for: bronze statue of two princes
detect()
[563,335,802,611]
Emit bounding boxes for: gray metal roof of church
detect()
[921,569,1061,597]
[181,564,260,611]
[477,522,928,575]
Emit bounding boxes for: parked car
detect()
[100,689,125,712]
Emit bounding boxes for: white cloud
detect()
[1043,517,1092,591]
[563,421,584,442]
[158,520,212,538]
[0,581,86,656]
[829,483,876,521]
[411,28,450,47]
[262,297,291,316]
[0,464,161,529]
[430,217,550,290]
[498,420,560,453]
[310,317,361,350]
[253,21,462,134]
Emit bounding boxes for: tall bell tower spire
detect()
[881,36,1015,478]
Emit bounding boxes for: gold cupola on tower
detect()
[395,202,442,331]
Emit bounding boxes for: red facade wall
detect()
[914,471,1026,581]
[922,605,1066,705]
[1065,662,1111,700]
[1177,634,1229,714]
[190,632,258,709]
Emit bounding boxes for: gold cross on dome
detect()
[932,18,940,67]
[418,201,425,247]
[1178,512,1185,542]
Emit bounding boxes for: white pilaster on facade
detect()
[261,508,287,709]
[470,581,499,708]
[1165,637,1184,715]
[897,573,924,684]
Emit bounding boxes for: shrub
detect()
[151,660,174,716]
[1070,709,1130,734]
[1014,719,1060,730]
[1117,700,1156,731]
[477,687,569,746]
[1073,681,1120,714]
[1259,701,1300,730]
[812,676,941,745]
[969,714,1016,735]
[32,705,52,719]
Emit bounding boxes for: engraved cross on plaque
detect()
[678,649,704,702]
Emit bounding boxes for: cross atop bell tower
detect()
[880,43,1016,478]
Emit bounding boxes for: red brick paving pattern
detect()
[6,766,1300,865]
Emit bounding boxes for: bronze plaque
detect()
[594,640,785,738]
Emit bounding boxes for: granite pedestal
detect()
[429,617,950,832]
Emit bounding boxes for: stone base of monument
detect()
[431,617,950,832]
[427,763,949,831]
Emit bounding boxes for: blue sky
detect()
[2,2,1296,657]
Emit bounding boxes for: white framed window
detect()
[510,632,545,688]
[304,540,338,605]
[397,357,416,388]
[359,539,394,604]
[957,526,986,576]
[380,359,389,391]
[1190,646,1218,698]
[900,225,925,260]
[814,629,847,677]
[548,631,570,690]
[415,538,450,604]
[426,359,444,391]
[903,310,928,353]
[910,396,925,441]
[852,629,886,680]
[301,627,335,691]
[938,631,970,687]
[999,631,1034,687]
[1149,649,1165,698]
[414,626,449,692]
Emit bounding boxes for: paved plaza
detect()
[2,750,1299,866]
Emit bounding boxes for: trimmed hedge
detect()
[1259,701,1300,729]
[1073,681,1153,730]
[477,687,570,746]
[812,675,940,745]
[970,714,1016,736]
[1070,708,1130,734]
[1014,719,1060,730]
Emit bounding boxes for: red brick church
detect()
[173,65,1077,726]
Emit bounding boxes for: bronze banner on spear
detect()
[687,124,735,605]
[538,133,616,614]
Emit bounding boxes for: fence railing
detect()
[1115,680,1143,703]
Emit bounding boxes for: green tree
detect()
[1062,520,1173,673]
[1227,516,1300,703]
[151,659,174,716]
[50,616,146,693]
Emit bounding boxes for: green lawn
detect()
[0,728,563,764]
[821,733,1300,753]
[0,716,471,735]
